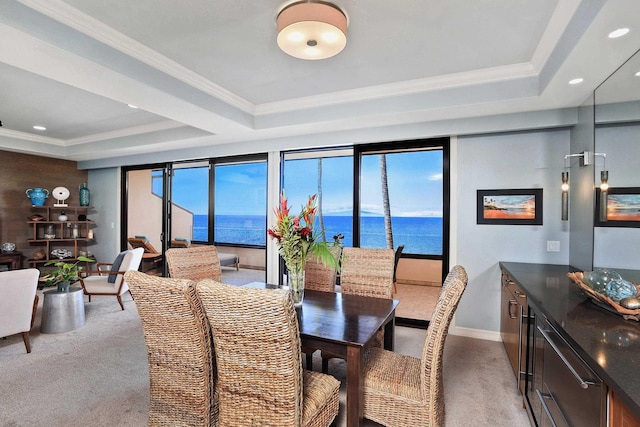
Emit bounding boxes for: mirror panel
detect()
[593,48,640,269]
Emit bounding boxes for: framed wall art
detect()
[595,187,640,228]
[477,189,543,225]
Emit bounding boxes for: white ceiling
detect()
[0,0,639,162]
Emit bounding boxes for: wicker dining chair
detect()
[303,246,342,293]
[340,247,395,298]
[361,265,468,427]
[124,271,218,427]
[302,246,342,370]
[196,280,340,427]
[321,247,395,373]
[165,246,222,282]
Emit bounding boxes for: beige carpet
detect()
[0,285,530,427]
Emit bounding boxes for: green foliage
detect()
[42,256,93,286]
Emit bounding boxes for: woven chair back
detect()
[420,265,468,416]
[340,247,394,299]
[196,280,304,426]
[124,270,217,426]
[165,246,222,282]
[304,246,342,292]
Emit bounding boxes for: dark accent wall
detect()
[0,150,88,264]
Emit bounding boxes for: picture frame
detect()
[477,189,543,225]
[595,187,640,228]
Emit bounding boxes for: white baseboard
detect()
[449,325,502,342]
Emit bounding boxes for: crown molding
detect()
[530,0,582,72]
[0,127,64,145]
[65,120,188,146]
[17,0,255,114]
[255,62,538,115]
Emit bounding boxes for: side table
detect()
[40,287,86,334]
[0,251,22,270]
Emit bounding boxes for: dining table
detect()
[244,282,400,427]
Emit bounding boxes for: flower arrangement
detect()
[268,192,339,277]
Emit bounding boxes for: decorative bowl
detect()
[28,214,44,221]
[51,248,72,259]
[33,249,46,260]
[568,271,640,321]
[1,242,16,253]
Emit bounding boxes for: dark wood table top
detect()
[244,282,399,347]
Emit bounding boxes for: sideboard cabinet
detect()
[500,270,528,394]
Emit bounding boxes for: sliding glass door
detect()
[123,165,168,275]
[122,154,268,280]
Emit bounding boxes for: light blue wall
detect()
[454,129,571,332]
[87,167,120,262]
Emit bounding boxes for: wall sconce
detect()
[561,171,569,220]
[562,151,608,222]
[599,170,609,222]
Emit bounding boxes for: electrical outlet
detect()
[547,240,560,252]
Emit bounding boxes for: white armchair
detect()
[0,268,40,353]
[78,248,144,310]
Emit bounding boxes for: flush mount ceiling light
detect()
[608,27,630,39]
[277,1,348,60]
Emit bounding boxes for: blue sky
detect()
[164,150,443,217]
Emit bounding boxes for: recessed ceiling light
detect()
[569,78,584,85]
[608,28,630,39]
[127,104,138,109]
[635,71,640,77]
[33,125,46,131]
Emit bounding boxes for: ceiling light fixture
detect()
[33,125,46,131]
[277,1,348,60]
[568,78,584,85]
[127,104,139,109]
[635,71,640,77]
[608,28,630,39]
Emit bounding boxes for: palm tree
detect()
[380,154,393,249]
[317,158,327,242]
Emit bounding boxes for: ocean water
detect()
[194,214,443,255]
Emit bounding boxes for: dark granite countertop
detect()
[500,262,640,419]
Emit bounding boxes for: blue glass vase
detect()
[79,183,90,206]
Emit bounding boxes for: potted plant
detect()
[43,256,93,292]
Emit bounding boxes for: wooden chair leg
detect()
[22,332,31,353]
[31,295,39,328]
[322,356,329,374]
[117,295,125,310]
[306,353,313,370]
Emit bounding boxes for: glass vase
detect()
[79,183,90,206]
[287,269,305,307]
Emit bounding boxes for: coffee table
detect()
[40,287,86,334]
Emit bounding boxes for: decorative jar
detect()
[26,188,49,207]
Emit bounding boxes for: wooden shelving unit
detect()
[27,206,96,266]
